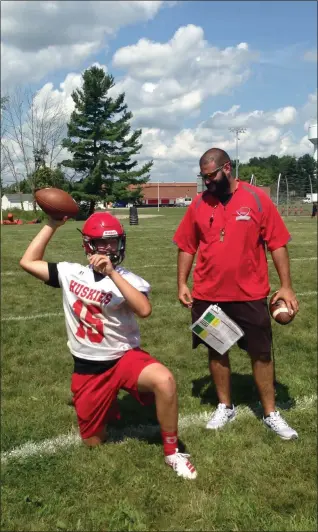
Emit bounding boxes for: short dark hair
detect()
[200,148,231,167]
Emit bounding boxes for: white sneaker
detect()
[263,411,298,440]
[206,403,236,430]
[165,449,197,479]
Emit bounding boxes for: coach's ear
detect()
[223,161,232,178]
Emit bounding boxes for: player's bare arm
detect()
[20,217,67,281]
[271,246,299,315]
[177,249,194,308]
[89,254,152,318]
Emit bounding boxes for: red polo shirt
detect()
[173,181,291,301]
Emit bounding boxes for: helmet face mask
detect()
[81,213,126,267]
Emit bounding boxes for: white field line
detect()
[3,235,317,245]
[285,257,317,261]
[142,257,317,268]
[289,241,316,245]
[1,394,316,465]
[1,256,317,277]
[2,312,64,322]
[1,291,317,322]
[291,231,318,235]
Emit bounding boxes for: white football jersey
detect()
[56,262,151,361]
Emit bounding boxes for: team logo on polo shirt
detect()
[236,207,251,221]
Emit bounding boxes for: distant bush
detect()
[1,209,47,222]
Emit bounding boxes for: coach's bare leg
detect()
[137,363,178,431]
[83,426,108,447]
[208,349,232,405]
[250,354,275,416]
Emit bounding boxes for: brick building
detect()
[130,182,271,206]
[134,182,197,205]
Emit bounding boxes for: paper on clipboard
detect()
[190,304,244,355]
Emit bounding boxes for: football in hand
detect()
[35,188,79,220]
[269,292,295,325]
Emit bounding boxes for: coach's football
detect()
[35,188,79,220]
[269,292,295,325]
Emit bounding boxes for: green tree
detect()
[61,66,152,214]
[239,164,273,185]
[297,154,317,196]
[277,156,299,196]
[30,165,68,191]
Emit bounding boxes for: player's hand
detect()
[178,283,193,308]
[47,216,68,229]
[272,287,299,316]
[89,254,114,276]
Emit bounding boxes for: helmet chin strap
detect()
[78,228,125,266]
[107,252,120,266]
[90,247,120,266]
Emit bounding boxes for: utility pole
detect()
[229,127,247,179]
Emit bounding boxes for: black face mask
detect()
[205,171,230,197]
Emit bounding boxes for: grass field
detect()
[1,208,317,531]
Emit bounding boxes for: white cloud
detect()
[303,49,318,62]
[1,0,167,89]
[113,25,255,80]
[3,57,316,184]
[2,1,164,50]
[2,3,316,186]
[6,68,315,184]
[32,72,83,116]
[302,91,317,130]
[110,25,257,129]
[1,41,101,91]
[133,92,317,181]
[201,105,298,130]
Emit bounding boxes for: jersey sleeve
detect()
[260,195,291,251]
[123,271,151,295]
[51,261,79,288]
[173,202,199,254]
[44,262,60,288]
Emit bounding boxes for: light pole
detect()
[157,180,160,212]
[229,127,247,179]
[308,174,313,202]
[277,173,289,216]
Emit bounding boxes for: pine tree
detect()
[61,66,152,214]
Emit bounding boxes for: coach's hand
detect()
[272,287,299,316]
[89,254,114,276]
[178,283,193,308]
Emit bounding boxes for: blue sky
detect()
[108,1,317,126]
[1,1,317,183]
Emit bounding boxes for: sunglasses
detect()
[197,163,228,180]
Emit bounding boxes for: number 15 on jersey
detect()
[72,300,104,344]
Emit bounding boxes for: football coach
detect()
[173,147,299,440]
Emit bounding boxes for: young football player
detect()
[20,212,197,479]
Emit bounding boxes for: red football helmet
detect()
[80,212,126,266]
